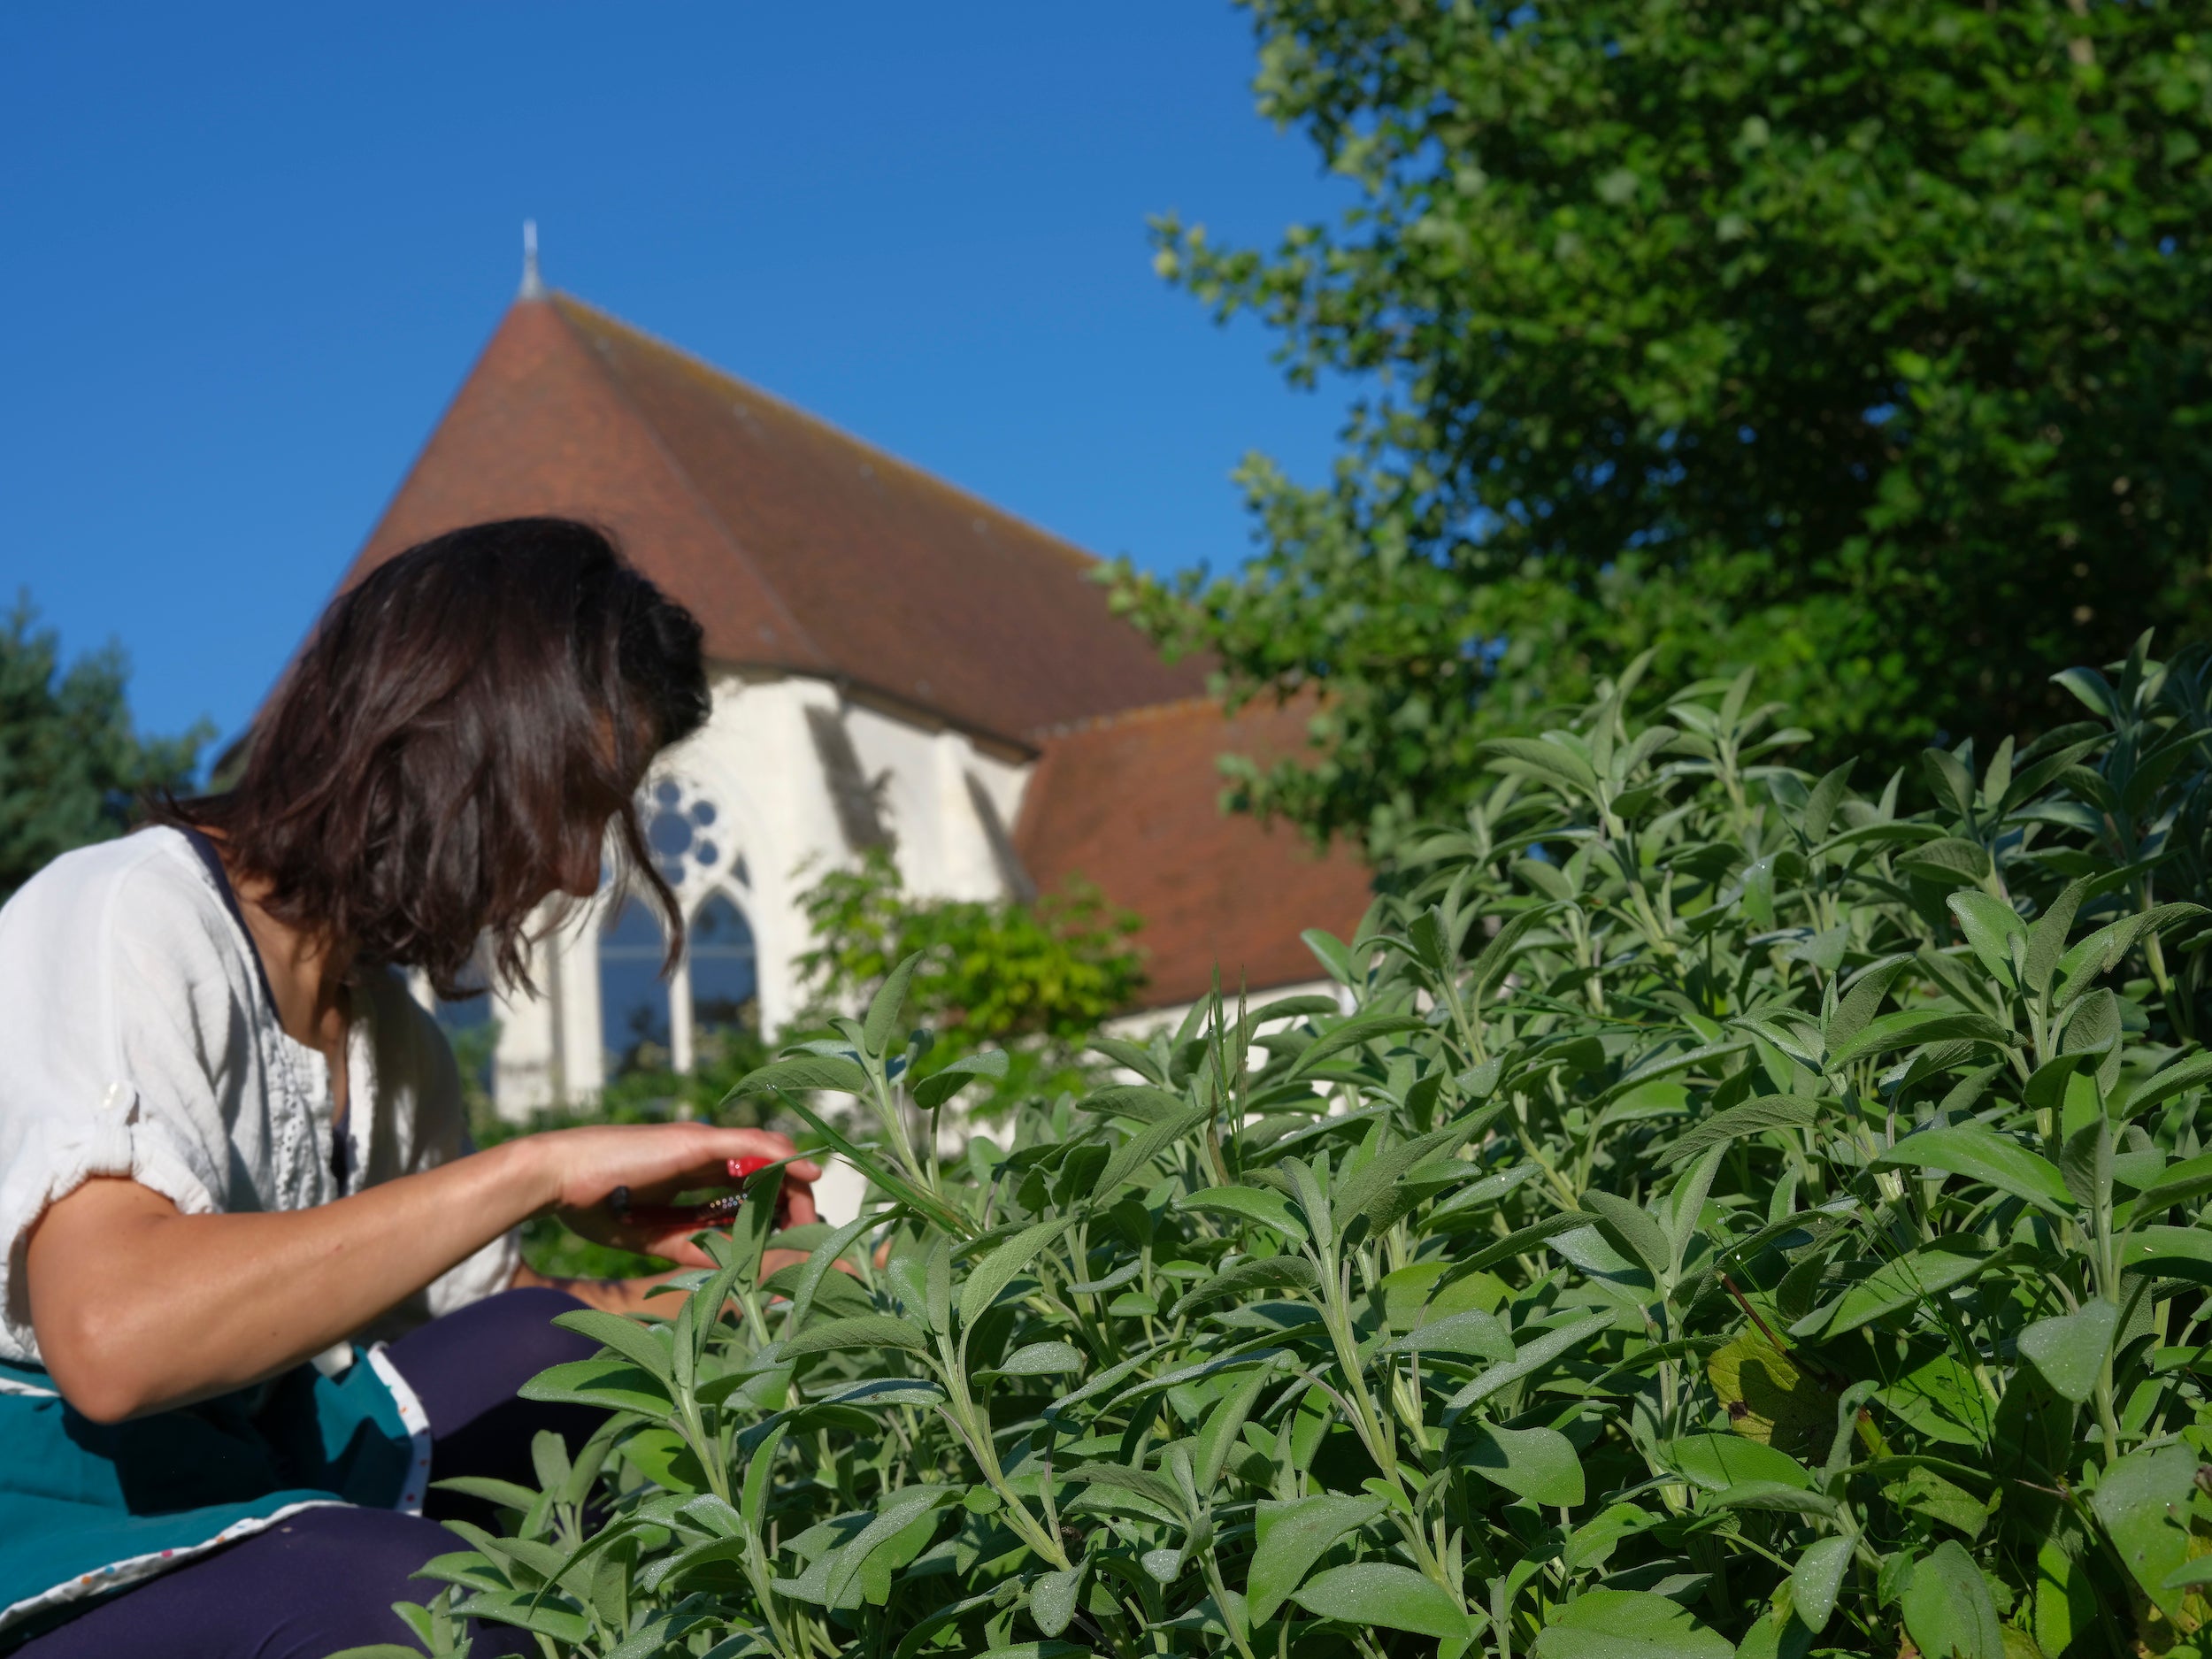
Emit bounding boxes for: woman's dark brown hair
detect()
[160,518,709,998]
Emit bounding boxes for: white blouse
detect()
[0,826,518,1364]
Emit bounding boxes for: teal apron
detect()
[0,1346,430,1646]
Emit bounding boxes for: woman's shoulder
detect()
[0,828,232,961]
[0,829,252,1106]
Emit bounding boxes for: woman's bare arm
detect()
[25,1124,816,1423]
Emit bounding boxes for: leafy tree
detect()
[1118,0,2212,849]
[793,848,1144,1104]
[0,596,206,897]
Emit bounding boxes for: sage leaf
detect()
[912,1048,1009,1110]
[2119,1151,2212,1222]
[1286,1012,1430,1081]
[2017,1302,2118,1403]
[781,1213,882,1338]
[1375,1309,1514,1363]
[1816,1237,1996,1337]
[2124,1226,2212,1284]
[780,1316,930,1360]
[1900,1540,2005,1659]
[1081,1084,1190,1124]
[518,1358,674,1418]
[1825,1010,2016,1070]
[1665,1433,1812,1492]
[2093,1445,2198,1622]
[1872,1122,2072,1217]
[957,1217,1072,1332]
[1531,1588,1732,1657]
[1947,892,2025,988]
[2022,877,2091,999]
[979,1340,1082,1379]
[822,1486,958,1609]
[2117,1050,2212,1123]
[1029,1563,1083,1637]
[1174,1185,1307,1240]
[1580,1190,1673,1283]
[1248,1494,1387,1624]
[551,1310,674,1383]
[1462,1423,1585,1506]
[862,951,924,1057]
[1664,1094,1821,1164]
[1791,1536,1853,1634]
[1170,1255,1319,1317]
[1092,1103,1212,1198]
[1291,1563,1473,1640]
[734,1055,871,1098]
[1445,1312,1610,1413]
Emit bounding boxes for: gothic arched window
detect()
[599,897,672,1076]
[689,891,757,1041]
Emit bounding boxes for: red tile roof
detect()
[348,295,1205,746]
[1016,696,1372,1009]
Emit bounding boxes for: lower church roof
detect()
[1017,696,1371,1009]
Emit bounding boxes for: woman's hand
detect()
[534,1124,820,1268]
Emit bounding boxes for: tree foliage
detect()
[0,596,205,899]
[794,849,1146,1105]
[365,639,2212,1659]
[1117,0,2212,849]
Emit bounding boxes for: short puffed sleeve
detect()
[0,833,250,1360]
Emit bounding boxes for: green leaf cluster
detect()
[0,596,205,899]
[792,848,1145,1107]
[363,641,2212,1658]
[1113,0,2212,849]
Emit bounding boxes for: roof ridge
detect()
[544,296,834,672]
[1029,692,1228,743]
[549,293,1099,577]
[345,285,1208,741]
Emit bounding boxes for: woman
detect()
[0,519,817,1655]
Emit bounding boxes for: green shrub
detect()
[355,638,2212,1659]
[795,846,1147,1110]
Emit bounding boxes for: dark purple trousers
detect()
[14,1288,600,1659]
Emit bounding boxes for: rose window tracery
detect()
[642,777,733,889]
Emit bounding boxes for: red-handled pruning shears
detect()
[605,1156,787,1232]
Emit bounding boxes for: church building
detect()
[330,251,1370,1120]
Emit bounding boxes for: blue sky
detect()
[0,4,1351,751]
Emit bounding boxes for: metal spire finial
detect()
[519,219,545,300]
